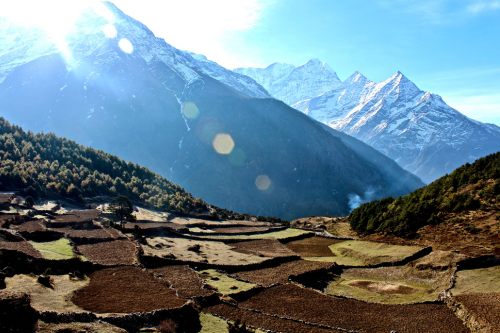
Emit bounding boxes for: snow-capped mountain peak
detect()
[290,58,340,82]
[238,63,500,183]
[386,71,419,90]
[344,71,370,85]
[266,62,296,75]
[301,58,335,72]
[235,59,342,105]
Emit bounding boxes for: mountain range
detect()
[236,61,500,183]
[0,2,422,219]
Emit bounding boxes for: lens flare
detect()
[212,133,235,155]
[118,38,134,54]
[182,102,200,119]
[255,174,271,191]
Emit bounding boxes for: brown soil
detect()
[170,217,273,228]
[12,220,47,233]
[231,239,297,258]
[0,240,42,258]
[285,236,341,257]
[234,260,333,287]
[124,221,179,230]
[198,226,276,234]
[76,240,138,266]
[348,280,417,295]
[239,284,470,333]
[52,210,100,224]
[454,293,500,332]
[206,303,338,333]
[60,226,124,240]
[150,265,214,298]
[366,210,499,259]
[72,267,186,313]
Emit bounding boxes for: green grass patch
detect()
[200,312,229,333]
[452,266,500,295]
[305,240,423,266]
[29,238,81,260]
[326,274,437,304]
[199,269,256,295]
[199,312,265,333]
[188,227,215,234]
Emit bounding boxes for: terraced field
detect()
[198,269,257,295]
[235,284,469,333]
[5,274,90,313]
[0,199,496,333]
[0,238,42,258]
[234,260,333,287]
[29,238,82,261]
[76,239,138,266]
[72,267,186,313]
[142,236,270,266]
[287,237,425,266]
[325,251,458,304]
[452,266,500,295]
[187,228,312,241]
[150,265,215,299]
[37,321,127,333]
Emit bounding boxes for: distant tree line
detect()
[349,152,499,235]
[0,117,281,222]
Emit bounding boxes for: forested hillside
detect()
[349,152,499,235]
[0,117,223,217]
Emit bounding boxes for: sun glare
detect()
[0,0,115,61]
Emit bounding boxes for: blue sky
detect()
[238,0,500,124]
[111,0,500,124]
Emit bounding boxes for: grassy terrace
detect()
[452,266,500,295]
[29,238,83,261]
[5,274,89,313]
[326,273,440,304]
[200,312,229,333]
[199,269,257,295]
[306,240,423,266]
[199,312,266,333]
[324,250,457,304]
[142,237,267,266]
